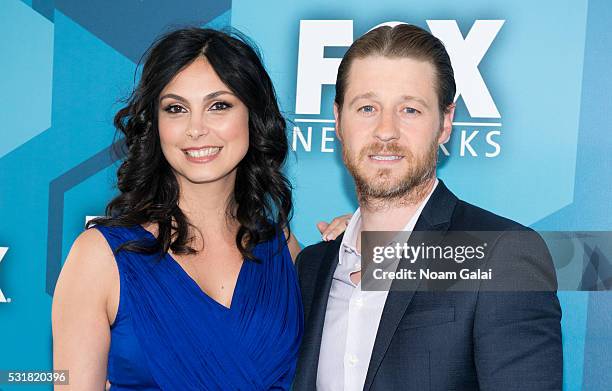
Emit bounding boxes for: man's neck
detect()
[356,177,436,248]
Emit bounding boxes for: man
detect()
[294,24,562,391]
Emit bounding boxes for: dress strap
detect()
[91,224,126,254]
[90,224,152,255]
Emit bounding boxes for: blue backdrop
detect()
[0,0,610,389]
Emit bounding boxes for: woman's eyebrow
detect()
[159,90,235,104]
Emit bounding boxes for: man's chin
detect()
[357,172,436,200]
[359,179,408,198]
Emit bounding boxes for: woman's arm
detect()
[51,228,119,390]
[283,227,301,263]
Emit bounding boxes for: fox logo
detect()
[0,247,9,303]
[295,19,504,118]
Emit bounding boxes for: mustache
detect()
[359,142,409,157]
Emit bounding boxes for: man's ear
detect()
[334,103,343,142]
[438,103,456,144]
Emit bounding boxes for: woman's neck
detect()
[175,170,238,239]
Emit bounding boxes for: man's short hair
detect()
[335,24,456,116]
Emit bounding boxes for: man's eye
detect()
[163,105,186,114]
[358,105,375,114]
[403,107,419,114]
[210,101,232,111]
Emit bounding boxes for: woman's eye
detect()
[210,101,232,111]
[163,104,186,114]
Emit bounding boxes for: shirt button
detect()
[347,354,359,366]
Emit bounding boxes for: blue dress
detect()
[94,224,303,390]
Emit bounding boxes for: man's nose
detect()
[373,110,400,142]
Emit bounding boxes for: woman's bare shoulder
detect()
[52,227,119,318]
[69,227,117,269]
[51,227,118,388]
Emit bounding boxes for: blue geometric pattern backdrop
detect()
[0,0,610,390]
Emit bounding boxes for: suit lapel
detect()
[362,180,458,391]
[294,235,343,390]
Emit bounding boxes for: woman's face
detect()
[157,56,249,187]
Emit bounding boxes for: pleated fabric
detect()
[95,224,303,390]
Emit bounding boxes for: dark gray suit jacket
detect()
[293,180,562,391]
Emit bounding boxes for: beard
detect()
[342,136,438,206]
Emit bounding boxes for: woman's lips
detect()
[182,146,222,163]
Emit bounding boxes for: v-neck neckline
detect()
[135,224,247,311]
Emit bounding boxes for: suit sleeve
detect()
[293,245,324,327]
[473,229,563,391]
[294,249,305,275]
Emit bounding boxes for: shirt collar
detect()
[339,178,439,264]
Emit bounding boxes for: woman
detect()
[52,27,346,390]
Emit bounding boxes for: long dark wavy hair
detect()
[88,27,292,261]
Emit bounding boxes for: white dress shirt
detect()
[316,179,438,391]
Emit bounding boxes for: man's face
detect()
[335,55,454,201]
